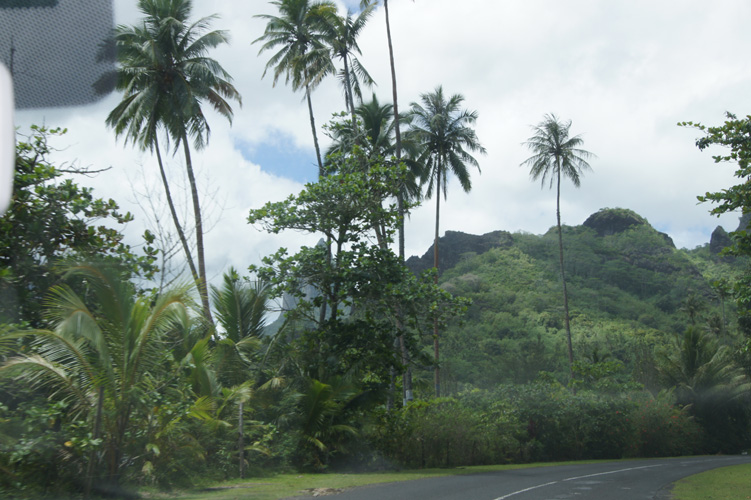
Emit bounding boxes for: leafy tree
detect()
[521,114,594,381]
[107,0,241,325]
[681,114,751,243]
[407,85,486,396]
[255,0,337,177]
[680,113,751,347]
[0,126,155,327]
[248,150,467,386]
[0,262,194,492]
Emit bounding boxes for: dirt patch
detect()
[301,487,345,496]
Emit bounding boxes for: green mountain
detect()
[407,208,746,391]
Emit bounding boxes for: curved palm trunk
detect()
[181,138,214,326]
[305,83,325,178]
[555,164,574,381]
[154,138,200,285]
[433,168,441,397]
[385,0,412,404]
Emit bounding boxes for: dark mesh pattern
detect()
[0,0,113,109]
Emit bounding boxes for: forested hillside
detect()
[407,208,747,392]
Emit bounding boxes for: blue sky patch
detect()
[236,134,318,185]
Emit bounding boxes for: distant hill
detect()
[406,207,746,391]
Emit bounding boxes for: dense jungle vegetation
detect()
[1,0,751,498]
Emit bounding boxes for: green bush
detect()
[626,395,703,457]
[371,397,520,468]
[497,383,633,461]
[369,385,711,468]
[0,398,93,498]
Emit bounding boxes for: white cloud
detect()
[13,0,751,287]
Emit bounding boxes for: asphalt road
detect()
[294,455,751,500]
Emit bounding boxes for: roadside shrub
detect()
[0,398,92,498]
[372,397,520,468]
[370,384,708,469]
[497,383,633,461]
[626,395,702,457]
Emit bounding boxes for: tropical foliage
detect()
[5,1,751,497]
[0,126,156,327]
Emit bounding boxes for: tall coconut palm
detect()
[408,85,485,396]
[0,262,193,491]
[521,114,594,381]
[365,0,413,403]
[321,3,376,121]
[107,0,241,325]
[255,0,337,178]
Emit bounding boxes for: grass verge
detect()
[671,463,751,500]
[149,461,605,500]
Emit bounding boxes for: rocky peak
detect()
[406,230,513,275]
[582,208,648,236]
[709,226,732,255]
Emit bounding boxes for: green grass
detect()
[153,461,604,500]
[671,463,751,500]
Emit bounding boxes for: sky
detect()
[8,0,751,287]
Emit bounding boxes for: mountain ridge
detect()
[406,207,733,274]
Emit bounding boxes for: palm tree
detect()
[107,0,241,325]
[211,268,270,387]
[408,86,485,396]
[321,4,376,121]
[658,326,751,451]
[211,267,270,478]
[681,291,705,326]
[325,94,417,167]
[255,0,337,178]
[365,0,413,403]
[0,262,194,491]
[521,114,594,381]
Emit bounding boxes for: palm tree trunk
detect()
[238,400,245,479]
[305,83,325,178]
[154,138,200,285]
[305,73,330,337]
[181,138,214,326]
[385,0,412,404]
[84,386,104,498]
[556,166,574,381]
[343,55,357,127]
[433,168,441,398]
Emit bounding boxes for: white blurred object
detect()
[0,62,13,216]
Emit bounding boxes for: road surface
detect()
[293,455,751,500]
